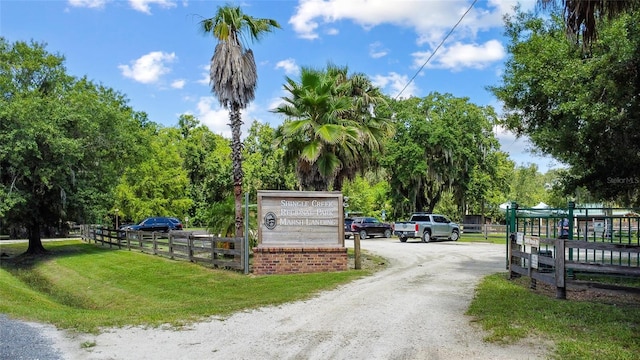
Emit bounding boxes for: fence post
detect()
[530,243,538,290]
[211,235,216,268]
[508,233,515,279]
[506,201,517,269]
[188,234,194,262]
[567,201,575,279]
[244,192,249,275]
[153,233,158,255]
[168,233,174,259]
[100,227,106,247]
[238,236,244,272]
[354,232,361,270]
[555,238,567,299]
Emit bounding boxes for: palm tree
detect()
[540,0,638,44]
[328,67,393,189]
[273,65,392,191]
[274,67,353,190]
[199,6,280,237]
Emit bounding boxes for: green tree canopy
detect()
[0,38,144,252]
[243,120,297,197]
[492,9,640,205]
[341,172,392,221]
[176,114,233,226]
[508,164,547,208]
[540,0,638,45]
[381,93,503,219]
[113,127,192,223]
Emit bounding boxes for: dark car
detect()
[350,217,393,239]
[125,217,183,232]
[344,218,354,239]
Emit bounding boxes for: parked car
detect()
[167,217,183,229]
[393,213,460,243]
[124,217,183,232]
[344,218,354,239]
[350,217,393,239]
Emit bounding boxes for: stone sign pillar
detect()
[252,190,347,275]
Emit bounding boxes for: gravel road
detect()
[8,239,548,359]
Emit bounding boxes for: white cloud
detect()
[197,65,210,85]
[268,96,286,113]
[171,79,186,89]
[118,51,176,84]
[413,39,505,71]
[368,41,388,59]
[326,28,339,35]
[288,0,533,43]
[196,97,230,136]
[275,58,300,76]
[370,72,418,99]
[195,97,262,138]
[129,0,177,14]
[494,123,563,173]
[68,0,182,12]
[68,0,107,8]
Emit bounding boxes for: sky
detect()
[1,0,563,172]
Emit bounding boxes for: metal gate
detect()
[506,202,640,298]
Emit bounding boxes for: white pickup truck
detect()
[393,213,460,243]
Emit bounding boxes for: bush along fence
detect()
[506,201,640,299]
[80,225,245,272]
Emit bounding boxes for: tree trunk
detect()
[230,105,244,238]
[26,222,47,254]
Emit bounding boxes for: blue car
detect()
[125,217,183,232]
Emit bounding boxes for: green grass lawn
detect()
[2,238,639,359]
[0,240,382,333]
[468,273,640,360]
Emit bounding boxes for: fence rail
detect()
[460,224,506,234]
[508,233,640,299]
[80,225,244,271]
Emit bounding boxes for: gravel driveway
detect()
[15,239,548,359]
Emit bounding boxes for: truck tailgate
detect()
[393,222,417,232]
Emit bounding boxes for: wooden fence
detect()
[508,232,640,299]
[80,225,245,271]
[460,224,507,234]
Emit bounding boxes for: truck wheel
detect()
[384,229,392,238]
[450,230,460,241]
[399,236,407,243]
[359,230,368,240]
[422,230,431,243]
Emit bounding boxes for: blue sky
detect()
[1,0,561,172]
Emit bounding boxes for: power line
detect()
[394,0,479,100]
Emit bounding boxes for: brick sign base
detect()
[252,247,348,275]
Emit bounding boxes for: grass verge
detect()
[468,273,640,360]
[459,232,507,244]
[0,240,385,333]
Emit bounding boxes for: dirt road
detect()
[43,239,547,359]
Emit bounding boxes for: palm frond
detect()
[314,123,344,144]
[540,0,637,44]
[315,152,341,178]
[300,140,323,163]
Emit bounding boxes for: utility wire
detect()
[394,0,478,100]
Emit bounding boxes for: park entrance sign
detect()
[253,190,347,274]
[258,191,344,247]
